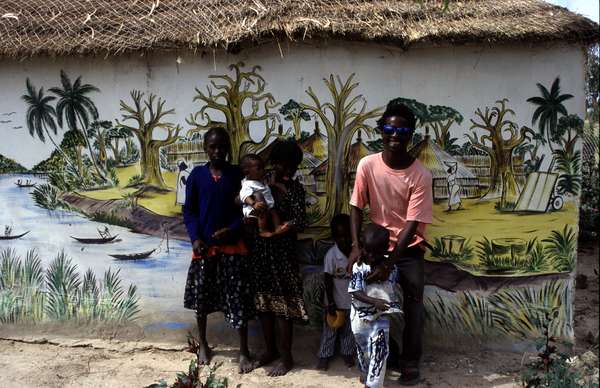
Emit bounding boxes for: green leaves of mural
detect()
[527,77,573,151]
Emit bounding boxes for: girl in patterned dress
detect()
[182,127,256,374]
[252,139,309,377]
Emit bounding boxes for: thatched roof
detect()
[0,0,598,58]
[409,134,477,181]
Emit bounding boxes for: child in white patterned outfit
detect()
[349,223,402,388]
[239,154,288,238]
[316,214,355,370]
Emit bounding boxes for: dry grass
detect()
[0,1,598,58]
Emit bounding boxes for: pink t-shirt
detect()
[350,153,433,250]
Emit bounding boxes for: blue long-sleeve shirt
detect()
[182,163,243,247]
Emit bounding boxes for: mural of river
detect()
[0,174,192,330]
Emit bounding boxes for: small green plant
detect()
[107,166,120,187]
[543,226,576,272]
[146,333,240,388]
[430,237,473,263]
[526,240,550,273]
[89,211,134,229]
[521,308,581,387]
[127,173,144,187]
[120,191,139,210]
[31,183,63,210]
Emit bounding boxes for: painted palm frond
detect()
[78,268,100,322]
[543,225,577,272]
[526,77,573,149]
[489,280,570,339]
[22,78,58,142]
[302,272,325,329]
[45,251,81,320]
[425,280,572,340]
[96,268,140,322]
[0,248,23,290]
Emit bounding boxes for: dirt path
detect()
[0,242,597,388]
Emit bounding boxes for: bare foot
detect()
[257,351,279,367]
[238,354,258,374]
[268,359,293,377]
[197,344,212,365]
[316,357,329,370]
[342,354,355,368]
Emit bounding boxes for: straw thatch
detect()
[0,0,598,58]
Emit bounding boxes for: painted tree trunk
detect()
[109,139,121,165]
[482,144,520,209]
[139,140,167,189]
[75,146,84,176]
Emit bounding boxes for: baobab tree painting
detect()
[186,62,280,162]
[303,74,383,225]
[465,98,533,209]
[117,91,182,192]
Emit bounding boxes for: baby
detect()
[349,223,402,388]
[239,154,288,237]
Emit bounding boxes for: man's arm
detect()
[390,220,420,263]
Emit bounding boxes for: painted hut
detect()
[348,130,373,187]
[299,122,328,161]
[1,0,597,345]
[409,132,480,199]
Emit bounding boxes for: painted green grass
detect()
[0,248,139,324]
[425,280,572,340]
[430,226,576,276]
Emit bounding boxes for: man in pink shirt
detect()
[349,102,433,386]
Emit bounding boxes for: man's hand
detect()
[347,245,361,272]
[326,304,337,316]
[212,227,232,241]
[366,263,393,283]
[371,298,390,312]
[192,239,207,257]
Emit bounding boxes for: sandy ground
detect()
[0,242,597,388]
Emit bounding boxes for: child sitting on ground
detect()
[349,223,402,388]
[239,154,288,237]
[316,214,356,371]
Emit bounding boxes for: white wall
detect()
[0,41,586,169]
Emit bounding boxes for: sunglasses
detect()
[380,124,413,136]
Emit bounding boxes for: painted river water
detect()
[0,174,193,330]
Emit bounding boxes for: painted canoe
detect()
[70,234,119,244]
[109,249,155,261]
[0,231,30,240]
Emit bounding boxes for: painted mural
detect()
[0,60,584,343]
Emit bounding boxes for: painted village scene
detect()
[0,58,588,346]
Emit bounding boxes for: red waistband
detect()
[191,240,248,260]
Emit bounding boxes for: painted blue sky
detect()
[547,0,599,22]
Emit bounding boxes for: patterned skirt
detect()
[183,253,255,329]
[251,235,308,321]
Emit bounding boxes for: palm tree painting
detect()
[50,70,106,180]
[22,79,73,169]
[527,77,573,152]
